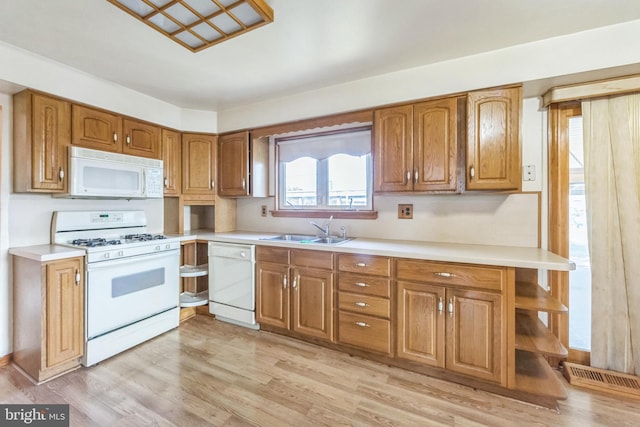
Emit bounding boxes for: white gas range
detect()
[52,210,181,366]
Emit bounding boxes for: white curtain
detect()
[582,93,640,374]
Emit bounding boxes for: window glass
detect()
[276,126,372,211]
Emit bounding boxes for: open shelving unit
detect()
[179,240,210,320]
[511,269,569,407]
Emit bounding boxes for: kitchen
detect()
[2,0,640,424]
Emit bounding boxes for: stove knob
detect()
[155,245,161,251]
[118,250,124,257]
[165,244,171,250]
[104,253,110,259]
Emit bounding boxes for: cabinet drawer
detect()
[291,249,334,270]
[396,259,505,292]
[338,254,391,277]
[338,273,391,298]
[256,246,290,264]
[339,292,390,318]
[338,311,391,355]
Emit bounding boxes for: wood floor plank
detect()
[2,315,640,426]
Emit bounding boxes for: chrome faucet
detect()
[309,216,333,237]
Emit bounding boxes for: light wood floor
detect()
[2,315,640,426]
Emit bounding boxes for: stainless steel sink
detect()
[260,234,352,245]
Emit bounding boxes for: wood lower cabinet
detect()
[162,128,181,196]
[12,255,84,383]
[337,254,392,355]
[13,90,70,193]
[466,86,521,191]
[182,133,217,197]
[374,96,463,193]
[256,247,334,341]
[396,259,506,385]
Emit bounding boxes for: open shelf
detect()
[179,291,208,307]
[515,310,568,358]
[515,282,568,313]
[514,350,567,401]
[180,264,208,277]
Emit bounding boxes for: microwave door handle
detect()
[142,169,146,196]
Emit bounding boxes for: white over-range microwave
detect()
[59,147,164,199]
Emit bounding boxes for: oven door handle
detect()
[87,249,178,271]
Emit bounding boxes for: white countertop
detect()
[9,245,86,262]
[168,230,575,271]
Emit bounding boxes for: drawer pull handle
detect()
[435,272,455,278]
[354,302,369,307]
[354,321,370,328]
[437,297,443,313]
[354,282,369,287]
[355,262,367,268]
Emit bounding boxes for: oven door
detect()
[86,249,179,339]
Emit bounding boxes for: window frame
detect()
[273,126,377,219]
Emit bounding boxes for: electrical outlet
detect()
[523,165,536,181]
[261,205,267,217]
[398,204,413,219]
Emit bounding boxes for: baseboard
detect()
[0,353,12,367]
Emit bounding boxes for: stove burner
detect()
[71,238,122,247]
[123,233,167,242]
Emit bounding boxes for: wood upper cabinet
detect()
[466,86,522,191]
[218,131,249,197]
[72,105,122,152]
[374,96,462,193]
[374,105,413,192]
[12,255,84,383]
[72,105,161,159]
[396,259,505,385]
[161,129,181,196]
[181,133,217,196]
[13,90,70,193]
[122,118,161,158]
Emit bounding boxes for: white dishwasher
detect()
[208,242,258,330]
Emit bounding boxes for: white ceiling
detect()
[1,0,640,111]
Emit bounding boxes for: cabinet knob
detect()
[469,166,475,179]
[164,177,169,188]
[126,134,131,145]
[75,270,81,285]
[292,276,298,289]
[283,276,288,289]
[354,321,370,328]
[437,297,443,313]
[414,169,419,183]
[113,132,118,143]
[405,170,410,184]
[211,180,215,189]
[242,178,246,190]
[59,168,64,181]
[448,298,454,315]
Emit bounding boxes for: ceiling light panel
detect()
[108,0,274,52]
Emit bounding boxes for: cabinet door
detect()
[123,118,161,159]
[46,258,83,368]
[397,281,445,368]
[466,87,521,191]
[13,92,70,192]
[72,105,122,152]
[256,262,290,329]
[414,97,461,192]
[446,288,504,384]
[182,133,217,195]
[291,267,333,341]
[374,105,413,192]
[162,129,181,196]
[218,131,249,197]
